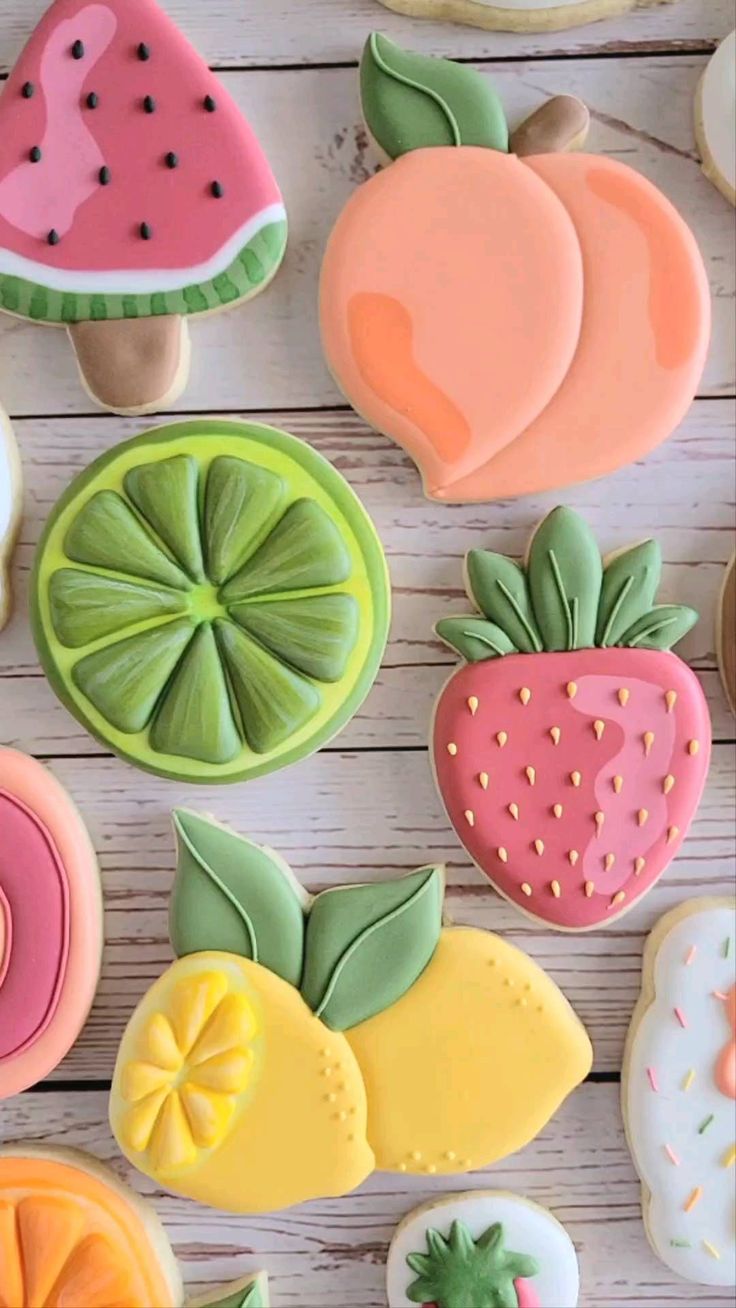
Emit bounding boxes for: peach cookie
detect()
[0,0,286,417]
[320,36,710,503]
[387,1191,579,1307]
[716,555,735,716]
[695,32,736,207]
[432,507,711,931]
[0,408,21,631]
[375,0,679,34]
[109,810,591,1211]
[623,899,736,1287]
[0,748,102,1099]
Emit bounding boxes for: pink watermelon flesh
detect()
[0,0,285,319]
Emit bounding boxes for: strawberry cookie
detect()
[695,32,736,207]
[375,0,679,34]
[0,0,287,415]
[0,748,102,1098]
[623,898,736,1287]
[0,407,21,631]
[432,507,711,930]
[387,1191,579,1307]
[320,36,710,503]
[109,810,591,1212]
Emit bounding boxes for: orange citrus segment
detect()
[46,1233,137,1308]
[18,1197,84,1306]
[0,1200,23,1308]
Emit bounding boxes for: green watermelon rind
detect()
[0,220,287,324]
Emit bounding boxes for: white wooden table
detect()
[0,2,734,1304]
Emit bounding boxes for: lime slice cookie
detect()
[32,419,390,782]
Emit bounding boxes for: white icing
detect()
[626,902,736,1287]
[700,31,736,193]
[386,1192,579,1307]
[0,202,286,296]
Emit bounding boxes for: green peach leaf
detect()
[219,499,351,604]
[170,810,305,986]
[49,569,186,648]
[618,604,698,651]
[596,540,662,647]
[215,620,320,754]
[124,455,204,581]
[72,617,195,732]
[150,623,240,763]
[528,507,602,652]
[300,865,444,1031]
[228,593,359,682]
[204,456,285,586]
[465,551,542,653]
[64,491,190,590]
[360,33,508,159]
[435,615,517,662]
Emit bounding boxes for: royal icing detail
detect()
[432,508,711,930]
[696,31,736,206]
[624,900,736,1287]
[0,410,21,631]
[0,749,102,1098]
[31,418,390,784]
[109,811,591,1211]
[387,1192,579,1307]
[320,36,710,503]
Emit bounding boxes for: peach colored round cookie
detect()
[0,749,102,1097]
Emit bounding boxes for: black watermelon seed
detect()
[72,39,85,59]
[137,42,150,60]
[203,94,216,112]
[211,181,224,198]
[140,222,152,240]
[21,81,34,99]
[48,229,60,246]
[99,165,111,185]
[143,95,156,113]
[86,91,99,109]
[165,151,179,169]
[29,146,42,163]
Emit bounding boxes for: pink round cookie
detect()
[0,748,102,1096]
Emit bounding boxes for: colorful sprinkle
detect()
[665,690,678,713]
[446,742,458,756]
[663,773,676,794]
[496,731,508,748]
[550,880,561,898]
[534,838,545,856]
[464,809,475,827]
[549,726,561,745]
[553,803,563,819]
[683,1068,696,1092]
[566,681,577,699]
[664,1144,680,1165]
[613,774,624,794]
[684,1186,703,1213]
[618,687,630,707]
[643,731,655,756]
[478,771,489,790]
[570,770,582,787]
[520,882,533,898]
[698,1114,715,1135]
[519,687,532,706]
[647,1066,659,1092]
[670,1239,691,1248]
[467,695,479,715]
[674,1007,688,1029]
[722,1145,736,1168]
[634,857,646,875]
[568,850,579,866]
[703,1241,720,1261]
[685,944,697,966]
[584,881,595,897]
[714,990,729,1001]
[593,719,605,740]
[525,765,536,786]
[688,739,700,756]
[498,847,508,863]
[508,802,519,820]
[723,937,732,959]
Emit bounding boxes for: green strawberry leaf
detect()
[596,539,662,647]
[229,593,359,682]
[150,623,240,764]
[618,604,698,651]
[300,865,444,1031]
[125,455,205,582]
[219,500,351,603]
[64,490,190,590]
[466,550,542,652]
[49,569,186,648]
[204,456,284,587]
[528,506,602,651]
[360,32,508,159]
[436,615,517,662]
[170,811,305,987]
[72,617,195,732]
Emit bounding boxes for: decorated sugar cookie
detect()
[0,0,287,416]
[0,408,21,631]
[387,1191,579,1307]
[432,508,711,931]
[190,1272,270,1308]
[31,418,390,783]
[623,898,736,1287]
[109,810,591,1212]
[716,555,735,715]
[695,32,736,207]
[320,36,710,503]
[375,0,679,33]
[0,748,102,1098]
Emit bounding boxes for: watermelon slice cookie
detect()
[432,507,711,930]
[0,0,287,415]
[31,419,390,784]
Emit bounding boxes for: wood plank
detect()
[1,1085,733,1306]
[0,0,732,70]
[0,57,733,416]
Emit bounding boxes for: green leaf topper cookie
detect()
[190,1272,269,1308]
[31,419,390,784]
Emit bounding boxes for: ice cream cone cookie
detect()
[0,0,287,415]
[623,898,736,1287]
[0,408,21,631]
[0,748,103,1098]
[375,0,680,34]
[387,1191,579,1307]
[320,36,710,503]
[695,32,736,207]
[109,811,591,1211]
[716,555,735,715]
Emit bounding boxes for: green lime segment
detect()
[32,419,391,783]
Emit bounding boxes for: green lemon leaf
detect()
[465,550,542,653]
[72,617,195,732]
[215,620,321,753]
[435,615,517,662]
[300,865,444,1031]
[204,456,285,586]
[361,33,508,158]
[596,540,662,646]
[64,490,190,590]
[228,593,359,682]
[49,569,186,648]
[617,604,699,651]
[528,507,603,651]
[124,455,205,581]
[219,499,351,603]
[170,811,305,986]
[150,623,240,763]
